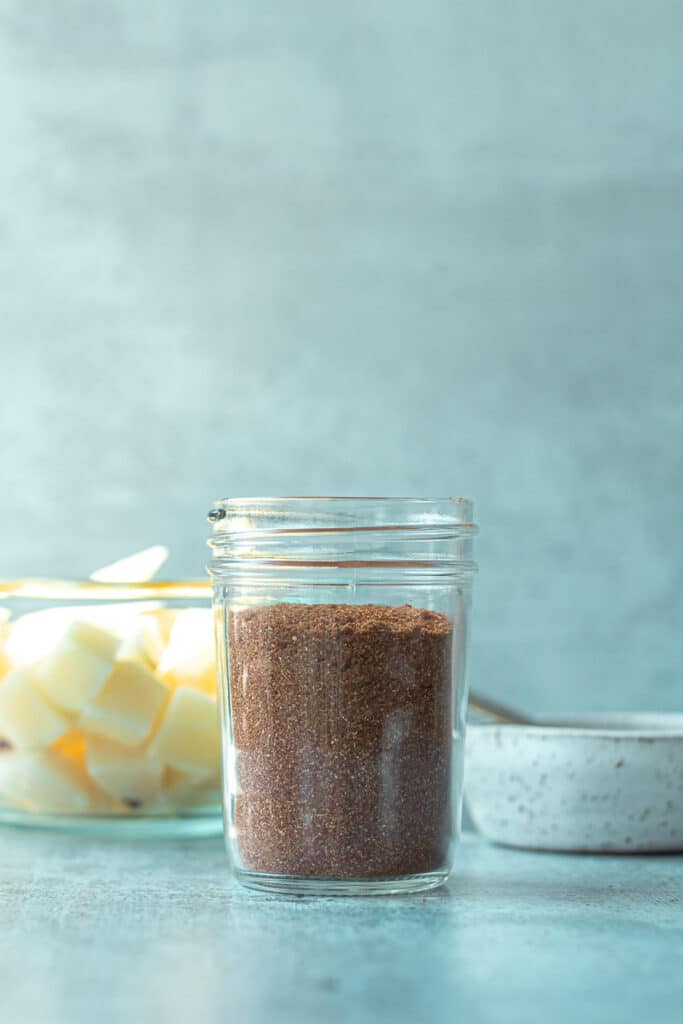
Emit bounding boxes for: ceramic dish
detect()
[465,713,683,852]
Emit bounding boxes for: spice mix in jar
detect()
[208,497,478,896]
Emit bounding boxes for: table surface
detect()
[0,828,680,1024]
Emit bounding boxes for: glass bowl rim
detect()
[0,579,211,601]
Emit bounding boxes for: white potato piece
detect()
[80,659,168,746]
[140,608,178,646]
[69,620,119,660]
[0,749,93,813]
[169,786,222,813]
[129,791,174,816]
[117,615,165,669]
[90,545,169,583]
[163,768,220,813]
[0,612,12,682]
[0,669,69,750]
[33,620,119,713]
[156,608,216,694]
[86,735,164,807]
[5,602,161,667]
[163,765,217,799]
[149,687,221,777]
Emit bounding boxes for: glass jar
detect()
[0,579,222,837]
[208,497,478,895]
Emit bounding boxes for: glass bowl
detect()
[0,578,222,837]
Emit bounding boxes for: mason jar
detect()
[208,497,478,895]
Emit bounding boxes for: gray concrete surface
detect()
[0,828,681,1024]
[1,1,682,713]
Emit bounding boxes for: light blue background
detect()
[1,1,681,713]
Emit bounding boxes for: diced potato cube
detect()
[117,615,165,669]
[0,749,93,813]
[163,764,221,813]
[156,608,216,695]
[149,687,221,777]
[0,669,69,750]
[90,545,169,583]
[79,660,168,746]
[52,730,88,773]
[141,608,178,646]
[33,621,119,713]
[0,613,11,681]
[89,794,129,815]
[5,602,160,667]
[69,620,119,661]
[86,735,164,807]
[128,791,174,816]
[169,785,222,813]
[163,764,215,797]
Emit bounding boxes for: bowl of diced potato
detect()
[0,559,223,836]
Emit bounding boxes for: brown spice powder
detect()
[228,603,454,879]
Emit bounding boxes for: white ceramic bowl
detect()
[464,713,683,852]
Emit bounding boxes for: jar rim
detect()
[207,497,477,579]
[210,495,472,506]
[212,495,470,499]
[208,496,476,530]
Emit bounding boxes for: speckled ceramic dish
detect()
[464,714,683,852]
